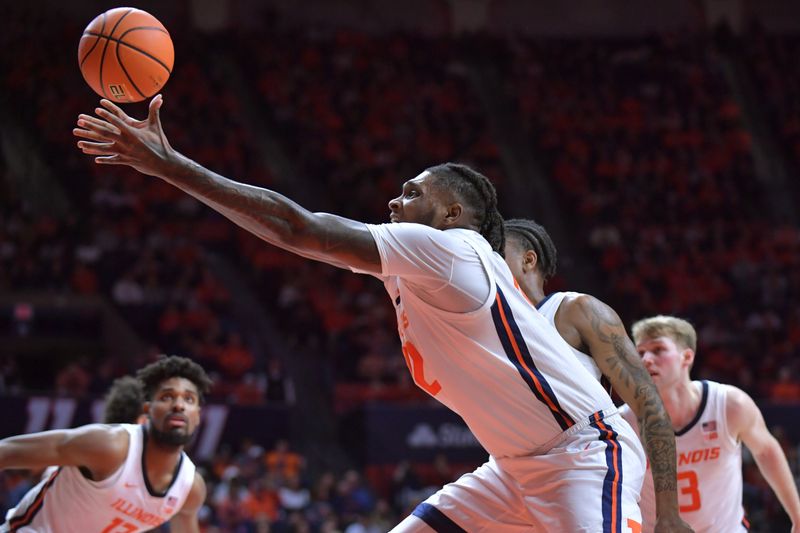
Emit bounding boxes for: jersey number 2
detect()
[101,517,138,533]
[677,470,701,512]
[402,341,441,395]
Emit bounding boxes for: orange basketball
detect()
[78,7,174,103]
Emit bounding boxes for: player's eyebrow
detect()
[157,387,198,396]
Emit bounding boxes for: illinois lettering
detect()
[678,447,720,466]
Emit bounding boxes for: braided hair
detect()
[426,163,505,256]
[103,375,144,424]
[504,218,557,281]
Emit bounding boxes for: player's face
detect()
[636,336,690,389]
[147,377,201,447]
[388,171,446,228]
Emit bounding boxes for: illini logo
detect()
[108,84,128,99]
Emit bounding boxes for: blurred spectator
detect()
[265,357,296,405]
[265,439,305,482]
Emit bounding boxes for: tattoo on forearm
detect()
[586,303,678,493]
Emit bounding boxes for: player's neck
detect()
[143,426,184,472]
[660,378,702,431]
[143,438,184,493]
[518,279,546,306]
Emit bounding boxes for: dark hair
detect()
[136,355,213,403]
[426,162,505,256]
[504,218,558,281]
[103,375,144,424]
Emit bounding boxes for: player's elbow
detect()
[750,434,783,464]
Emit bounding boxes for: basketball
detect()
[78,7,174,103]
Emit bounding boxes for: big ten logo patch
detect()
[108,84,128,99]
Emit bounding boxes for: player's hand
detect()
[73,95,174,178]
[653,514,694,533]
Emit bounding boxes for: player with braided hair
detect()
[426,163,505,255]
[103,375,146,424]
[504,218,691,533]
[75,96,679,531]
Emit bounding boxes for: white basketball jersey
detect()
[3,424,196,532]
[364,223,617,459]
[536,291,602,381]
[621,381,746,532]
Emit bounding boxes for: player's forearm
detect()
[753,439,800,524]
[0,436,59,470]
[637,390,679,496]
[158,151,310,248]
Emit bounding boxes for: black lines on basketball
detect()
[99,9,134,99]
[79,12,105,68]
[115,44,146,100]
[79,8,174,102]
[83,31,173,74]
[118,28,173,73]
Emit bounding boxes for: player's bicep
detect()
[290,213,381,273]
[569,296,651,405]
[727,387,771,452]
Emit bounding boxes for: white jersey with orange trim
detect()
[360,223,617,459]
[2,424,195,533]
[620,380,748,533]
[535,291,602,381]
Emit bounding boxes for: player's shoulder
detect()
[374,222,472,248]
[86,423,133,453]
[559,292,608,310]
[183,470,208,512]
[70,422,131,441]
[713,382,761,438]
[719,382,757,413]
[558,292,619,324]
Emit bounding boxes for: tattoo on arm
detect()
[583,300,677,493]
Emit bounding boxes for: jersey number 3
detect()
[402,341,441,396]
[677,470,701,512]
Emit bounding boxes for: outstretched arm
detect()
[728,386,800,532]
[561,295,691,532]
[74,96,381,273]
[169,472,206,533]
[0,425,128,481]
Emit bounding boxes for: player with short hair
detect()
[620,316,800,532]
[0,356,210,532]
[73,97,689,531]
[103,375,147,425]
[503,218,691,532]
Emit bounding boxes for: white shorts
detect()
[410,411,646,533]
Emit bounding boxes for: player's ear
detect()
[444,202,463,226]
[683,348,695,369]
[523,250,538,273]
[142,402,151,415]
